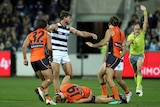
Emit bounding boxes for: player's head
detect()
[53,94,66,103]
[60,11,72,25]
[108,16,119,26]
[35,19,47,29]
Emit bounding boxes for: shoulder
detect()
[48,23,58,31]
[127,32,134,40]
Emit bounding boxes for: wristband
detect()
[143,11,147,15]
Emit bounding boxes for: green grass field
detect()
[0,77,160,107]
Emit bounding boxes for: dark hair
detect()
[36,19,47,29]
[60,11,72,20]
[109,16,119,26]
[134,21,143,28]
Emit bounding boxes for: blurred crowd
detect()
[125,8,160,51]
[0,0,71,52]
[0,0,160,53]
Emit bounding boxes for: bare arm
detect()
[70,27,98,40]
[86,29,113,48]
[22,35,30,66]
[120,39,127,58]
[140,5,148,32]
[46,33,53,61]
[47,24,58,32]
[72,91,93,103]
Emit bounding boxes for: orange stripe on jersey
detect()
[29,28,47,62]
[61,84,83,103]
[108,26,125,58]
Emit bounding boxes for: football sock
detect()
[125,89,130,94]
[45,94,51,100]
[134,75,137,84]
[137,74,142,89]
[100,82,108,96]
[40,86,44,91]
[111,85,120,100]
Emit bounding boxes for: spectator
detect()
[149,38,159,51]
[0,28,5,42]
[34,0,45,14]
[57,0,71,15]
[14,0,28,17]
[0,0,13,15]
[47,0,59,21]
[0,14,10,29]
[125,14,138,36]
[0,39,4,50]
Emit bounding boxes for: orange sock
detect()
[100,82,108,96]
[40,86,44,91]
[45,94,51,100]
[125,89,129,94]
[111,86,120,100]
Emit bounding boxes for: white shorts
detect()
[52,50,70,64]
[114,60,124,71]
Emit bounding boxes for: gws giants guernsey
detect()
[51,23,70,51]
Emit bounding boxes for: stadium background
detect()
[0,0,160,78]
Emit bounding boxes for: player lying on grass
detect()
[53,75,127,104]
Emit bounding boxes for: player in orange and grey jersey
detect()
[96,23,132,103]
[22,19,56,105]
[86,16,125,104]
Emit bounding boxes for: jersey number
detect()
[67,86,81,97]
[33,31,44,43]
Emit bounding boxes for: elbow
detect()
[22,45,25,50]
[48,46,52,51]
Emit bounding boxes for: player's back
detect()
[108,26,125,58]
[29,28,48,62]
[61,84,83,103]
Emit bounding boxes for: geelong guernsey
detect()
[127,30,145,55]
[51,23,70,51]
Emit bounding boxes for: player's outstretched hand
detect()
[91,33,98,40]
[86,42,93,47]
[24,59,28,66]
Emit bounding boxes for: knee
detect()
[47,78,53,84]
[66,74,73,78]
[97,72,101,78]
[116,78,121,84]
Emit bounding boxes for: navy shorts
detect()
[106,54,121,69]
[31,57,50,72]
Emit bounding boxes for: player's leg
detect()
[106,68,120,101]
[60,75,71,90]
[61,53,73,89]
[41,69,56,105]
[35,70,46,102]
[115,70,132,102]
[116,71,129,93]
[52,62,61,95]
[95,95,113,103]
[62,61,73,77]
[97,62,108,96]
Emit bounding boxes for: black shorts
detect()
[86,96,96,103]
[31,57,50,72]
[106,54,121,69]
